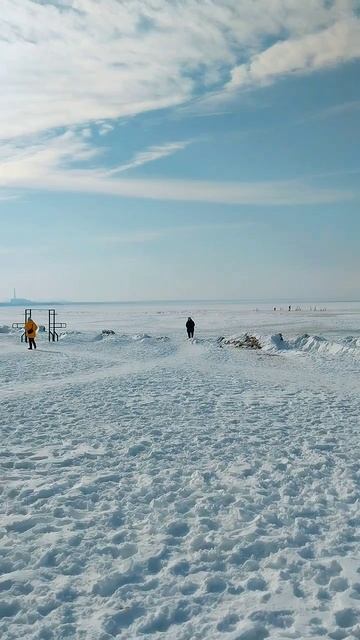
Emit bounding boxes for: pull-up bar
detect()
[12,308,67,342]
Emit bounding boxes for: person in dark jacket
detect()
[186,317,195,339]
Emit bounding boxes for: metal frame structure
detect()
[12,308,67,342]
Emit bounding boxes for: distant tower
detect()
[13,288,16,301]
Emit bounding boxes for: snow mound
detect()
[93,329,117,341]
[278,333,360,357]
[0,325,10,334]
[59,330,82,340]
[221,332,360,358]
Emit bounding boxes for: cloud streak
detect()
[107,141,192,175]
[0,130,357,206]
[0,194,19,202]
[98,230,165,244]
[28,173,354,206]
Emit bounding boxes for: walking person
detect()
[25,317,38,350]
[186,317,195,339]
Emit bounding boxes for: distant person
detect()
[186,317,195,339]
[25,317,38,350]
[288,305,292,312]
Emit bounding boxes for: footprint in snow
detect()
[217,613,240,632]
[166,520,189,537]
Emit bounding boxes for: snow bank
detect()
[0,325,10,334]
[222,332,360,358]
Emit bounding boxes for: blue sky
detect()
[1,0,360,302]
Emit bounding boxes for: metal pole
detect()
[49,309,56,341]
[24,308,31,343]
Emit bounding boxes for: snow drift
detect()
[221,332,360,358]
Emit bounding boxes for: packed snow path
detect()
[1,328,360,639]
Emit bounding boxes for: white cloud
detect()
[1,1,359,207]
[1,1,359,140]
[0,194,19,201]
[0,130,102,182]
[98,123,115,136]
[0,130,356,205]
[0,136,355,205]
[317,99,360,119]
[228,17,360,90]
[34,173,354,205]
[107,141,192,175]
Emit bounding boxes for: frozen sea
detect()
[1,301,360,640]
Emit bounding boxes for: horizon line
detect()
[1,297,360,306]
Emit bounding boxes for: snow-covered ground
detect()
[1,302,360,640]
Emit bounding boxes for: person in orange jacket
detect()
[25,318,38,350]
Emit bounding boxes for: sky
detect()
[1,0,360,302]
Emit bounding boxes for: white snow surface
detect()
[1,302,360,640]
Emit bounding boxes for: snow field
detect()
[1,306,360,639]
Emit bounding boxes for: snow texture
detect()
[1,302,360,639]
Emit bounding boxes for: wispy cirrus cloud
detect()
[94,220,259,247]
[1,2,360,207]
[97,122,115,136]
[98,230,165,244]
[227,17,360,91]
[1,1,360,140]
[0,130,355,206]
[107,141,192,176]
[0,193,19,202]
[313,99,360,121]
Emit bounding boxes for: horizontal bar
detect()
[12,322,67,328]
